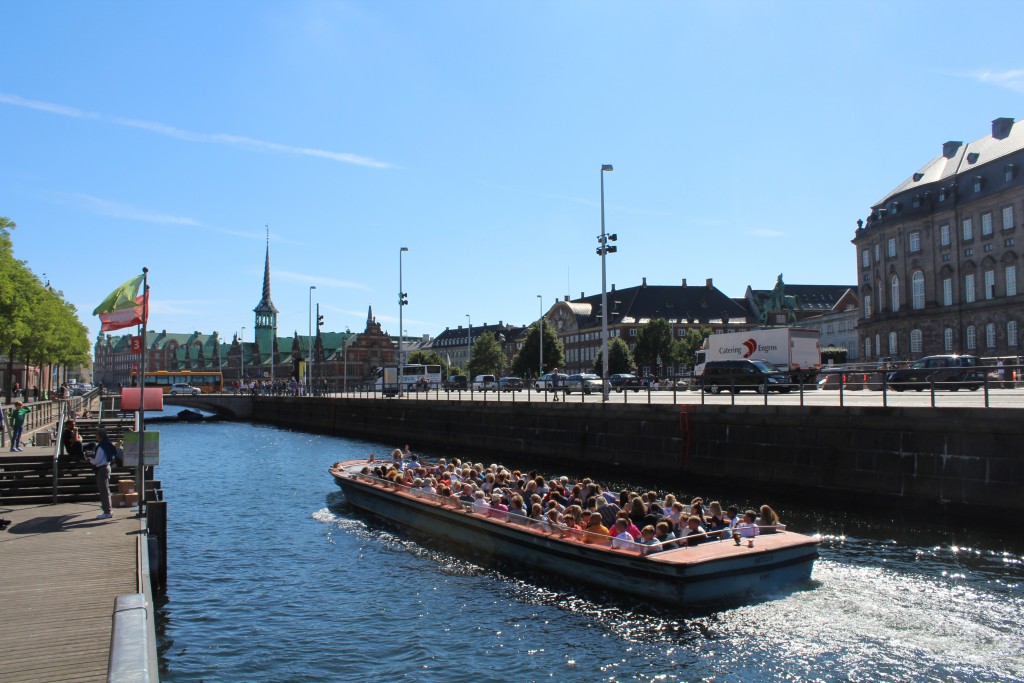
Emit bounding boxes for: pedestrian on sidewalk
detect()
[89,428,117,519]
[7,400,31,452]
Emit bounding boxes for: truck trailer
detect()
[694,328,821,383]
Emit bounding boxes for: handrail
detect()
[51,401,68,503]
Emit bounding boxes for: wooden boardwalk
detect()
[0,501,140,683]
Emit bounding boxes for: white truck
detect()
[694,328,821,383]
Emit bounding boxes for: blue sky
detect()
[3,1,1024,348]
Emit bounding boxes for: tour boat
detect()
[328,459,819,606]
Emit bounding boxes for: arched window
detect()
[911,271,925,310]
[911,329,923,353]
[891,275,900,312]
[888,331,898,355]
[944,328,954,351]
[1009,321,1019,347]
[986,323,997,348]
[966,325,977,350]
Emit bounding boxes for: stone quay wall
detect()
[250,398,1024,513]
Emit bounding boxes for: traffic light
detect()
[399,291,408,306]
[317,314,324,328]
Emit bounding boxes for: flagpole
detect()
[136,267,148,517]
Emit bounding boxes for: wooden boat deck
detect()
[0,502,140,683]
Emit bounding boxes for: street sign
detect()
[130,336,143,354]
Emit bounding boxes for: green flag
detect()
[92,275,145,315]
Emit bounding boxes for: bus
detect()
[139,370,224,394]
[374,364,443,393]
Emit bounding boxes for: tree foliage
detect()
[673,326,711,372]
[511,321,565,377]
[406,349,446,373]
[1,216,91,399]
[467,331,505,377]
[632,318,674,374]
[592,336,634,375]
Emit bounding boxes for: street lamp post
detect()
[537,295,544,378]
[241,326,246,386]
[598,163,615,401]
[466,314,472,375]
[308,285,316,395]
[398,247,409,397]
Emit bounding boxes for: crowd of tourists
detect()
[344,447,783,553]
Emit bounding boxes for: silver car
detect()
[564,373,604,395]
[170,383,201,396]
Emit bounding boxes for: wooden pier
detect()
[0,501,141,682]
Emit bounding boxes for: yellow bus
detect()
[139,370,224,394]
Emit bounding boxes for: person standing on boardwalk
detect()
[89,428,117,519]
[8,400,31,452]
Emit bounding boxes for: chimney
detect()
[564,295,569,301]
[943,141,962,158]
[706,278,713,288]
[681,278,687,288]
[992,117,1014,140]
[611,284,615,292]
[642,277,647,287]
[581,291,585,299]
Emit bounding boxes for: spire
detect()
[367,305,374,323]
[254,234,278,315]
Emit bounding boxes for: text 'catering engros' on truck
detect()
[695,328,821,384]
[374,364,443,396]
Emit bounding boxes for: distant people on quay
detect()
[7,400,31,452]
[89,428,118,520]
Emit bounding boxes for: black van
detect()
[886,355,983,391]
[699,359,792,394]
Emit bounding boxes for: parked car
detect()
[698,360,792,394]
[535,373,568,391]
[471,374,499,391]
[443,375,468,391]
[886,355,984,392]
[564,373,604,395]
[498,376,525,392]
[607,373,642,392]
[170,383,201,396]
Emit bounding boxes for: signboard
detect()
[120,387,163,411]
[122,431,160,466]
[130,336,143,354]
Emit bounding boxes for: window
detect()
[1010,321,1019,347]
[984,244,994,252]
[891,275,900,312]
[912,196,920,209]
[965,273,976,303]
[940,224,950,246]
[863,294,872,318]
[965,248,974,257]
[974,176,983,193]
[865,337,872,357]
[875,334,881,357]
[966,325,977,350]
[910,329,923,353]
[963,218,974,240]
[912,271,925,309]
[1006,165,1015,182]
[909,232,921,252]
[629,329,637,337]
[943,254,952,262]
[943,277,953,306]
[874,244,880,262]
[888,238,897,257]
[862,249,870,268]
[1003,206,1014,230]
[1008,266,1018,297]
[944,328,954,352]
[986,323,996,348]
[1007,238,1016,247]
[982,212,993,236]
[984,270,995,300]
[888,331,898,355]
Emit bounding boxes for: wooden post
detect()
[147,500,168,594]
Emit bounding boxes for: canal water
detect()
[157,421,1023,682]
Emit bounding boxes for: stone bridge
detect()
[161,394,253,419]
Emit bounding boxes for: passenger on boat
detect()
[684,515,708,546]
[757,505,780,533]
[639,525,661,554]
[472,491,489,514]
[582,513,610,545]
[654,521,678,550]
[596,496,620,528]
[529,503,544,524]
[610,519,637,550]
[690,497,707,524]
[507,495,528,524]
[543,508,563,535]
[706,501,729,539]
[725,505,740,533]
[734,510,761,547]
[627,498,647,527]
[488,494,509,521]
[616,511,642,540]
[666,501,685,528]
[562,506,584,539]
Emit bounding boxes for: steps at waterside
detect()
[0,454,137,505]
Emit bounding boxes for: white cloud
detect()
[68,193,201,226]
[746,228,785,238]
[967,69,1024,93]
[275,270,373,291]
[0,92,394,168]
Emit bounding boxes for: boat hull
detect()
[331,465,818,606]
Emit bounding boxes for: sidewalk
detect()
[0,501,140,682]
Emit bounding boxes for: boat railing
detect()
[347,469,787,552]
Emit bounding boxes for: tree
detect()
[632,318,674,376]
[511,321,565,377]
[592,336,634,375]
[406,350,448,375]
[467,332,505,377]
[673,326,711,373]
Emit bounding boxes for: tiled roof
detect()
[566,282,751,327]
[748,284,855,313]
